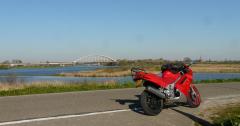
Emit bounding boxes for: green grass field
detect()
[0,81,135,97]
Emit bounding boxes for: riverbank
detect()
[194,78,240,84]
[0,78,240,97]
[0,65,9,70]
[59,67,131,77]
[59,64,240,77]
[191,63,240,73]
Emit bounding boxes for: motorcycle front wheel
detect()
[187,85,201,108]
[140,90,163,116]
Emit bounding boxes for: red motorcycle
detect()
[131,63,201,116]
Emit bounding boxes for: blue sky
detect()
[0,0,239,62]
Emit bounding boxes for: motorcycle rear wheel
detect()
[140,90,163,116]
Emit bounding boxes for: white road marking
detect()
[0,109,131,126]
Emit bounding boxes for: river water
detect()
[0,66,240,84]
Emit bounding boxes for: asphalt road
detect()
[0,83,240,126]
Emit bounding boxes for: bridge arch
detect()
[73,55,117,64]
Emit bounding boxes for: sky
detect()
[0,0,240,62]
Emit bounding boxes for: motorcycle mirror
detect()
[187,62,193,67]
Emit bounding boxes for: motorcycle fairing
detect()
[141,70,193,96]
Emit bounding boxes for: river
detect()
[0,66,240,84]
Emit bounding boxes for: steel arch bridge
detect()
[73,55,117,64]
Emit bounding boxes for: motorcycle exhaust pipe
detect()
[146,86,166,99]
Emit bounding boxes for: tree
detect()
[183,57,192,63]
[12,59,23,64]
[2,60,10,64]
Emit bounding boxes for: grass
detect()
[0,65,9,70]
[0,81,135,97]
[211,104,240,126]
[191,64,240,73]
[59,67,132,77]
[0,78,239,97]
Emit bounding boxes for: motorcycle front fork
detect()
[189,85,197,100]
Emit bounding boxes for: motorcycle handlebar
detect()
[131,67,146,73]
